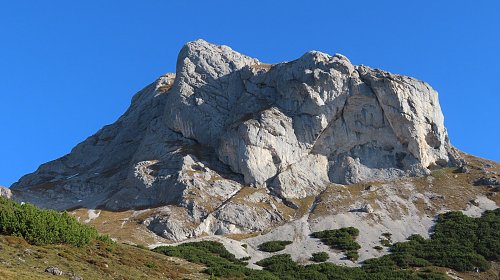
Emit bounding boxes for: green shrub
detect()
[155,240,447,280]
[346,250,359,261]
[256,253,445,280]
[153,209,500,279]
[311,227,361,251]
[258,240,293,252]
[374,245,384,251]
[0,197,108,246]
[380,239,391,247]
[311,227,361,261]
[371,209,500,272]
[153,241,278,279]
[382,232,393,240]
[310,252,329,262]
[145,261,156,269]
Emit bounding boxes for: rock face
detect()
[11,39,460,240]
[0,186,12,199]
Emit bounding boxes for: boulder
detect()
[45,266,63,276]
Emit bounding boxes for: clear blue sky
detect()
[1,1,499,187]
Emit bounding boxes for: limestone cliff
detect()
[11,39,463,241]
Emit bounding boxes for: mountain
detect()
[9,40,499,267]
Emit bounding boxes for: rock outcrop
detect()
[11,39,460,240]
[0,186,12,199]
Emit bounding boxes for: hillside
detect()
[0,236,205,280]
[0,197,205,279]
[0,196,498,280]
[66,153,499,267]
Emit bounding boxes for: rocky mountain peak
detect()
[10,40,462,240]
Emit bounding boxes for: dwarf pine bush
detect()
[0,197,110,246]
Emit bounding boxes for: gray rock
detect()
[214,201,284,233]
[66,272,84,280]
[45,266,63,276]
[457,165,470,174]
[10,39,460,241]
[0,186,11,199]
[361,204,374,213]
[474,177,500,186]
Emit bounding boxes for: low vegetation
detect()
[369,209,500,272]
[310,252,329,262]
[258,240,293,252]
[0,235,205,279]
[311,227,361,261]
[153,239,445,279]
[0,197,110,247]
[380,238,392,247]
[345,250,359,261]
[156,210,499,279]
[255,253,445,280]
[153,241,278,279]
[1,190,498,279]
[311,227,360,251]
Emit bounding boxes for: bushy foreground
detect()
[368,209,500,272]
[153,241,444,280]
[155,209,499,279]
[256,254,445,280]
[0,197,110,246]
[153,241,278,279]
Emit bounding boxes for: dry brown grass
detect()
[431,262,500,280]
[0,235,205,280]
[70,208,167,246]
[224,232,260,241]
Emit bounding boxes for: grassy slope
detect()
[0,235,205,280]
